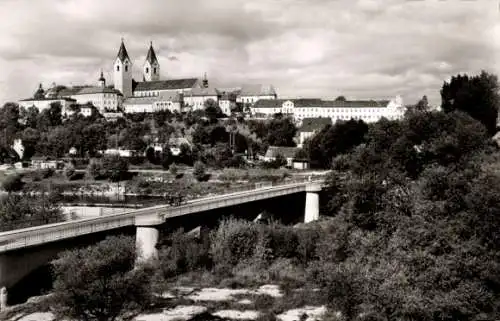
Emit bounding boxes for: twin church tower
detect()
[113,39,160,98]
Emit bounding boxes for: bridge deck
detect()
[0,180,323,253]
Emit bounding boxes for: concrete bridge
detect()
[0,180,323,300]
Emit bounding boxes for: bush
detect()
[2,174,23,192]
[86,158,106,180]
[210,219,260,271]
[193,161,209,182]
[158,229,211,278]
[169,163,179,177]
[40,168,54,179]
[51,236,153,321]
[102,155,129,182]
[64,164,76,180]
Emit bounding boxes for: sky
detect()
[0,0,498,106]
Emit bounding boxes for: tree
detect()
[2,174,24,193]
[102,155,129,182]
[441,71,499,135]
[204,99,223,123]
[193,161,208,182]
[266,117,297,147]
[308,119,368,169]
[0,194,63,231]
[87,158,105,180]
[21,127,40,160]
[0,103,21,146]
[415,95,429,112]
[64,163,77,180]
[335,96,347,102]
[51,236,152,321]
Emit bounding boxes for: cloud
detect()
[0,0,497,106]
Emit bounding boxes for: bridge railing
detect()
[190,176,318,201]
[0,179,325,251]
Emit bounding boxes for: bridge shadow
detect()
[159,192,307,233]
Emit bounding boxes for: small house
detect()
[263,146,299,167]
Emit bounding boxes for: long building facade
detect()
[252,97,405,124]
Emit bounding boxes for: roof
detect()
[124,93,182,105]
[253,99,286,108]
[321,100,390,108]
[169,137,191,147]
[146,42,158,65]
[19,97,76,102]
[74,87,122,95]
[116,40,130,63]
[264,146,299,159]
[57,88,83,97]
[133,78,200,92]
[240,84,276,97]
[185,87,218,97]
[299,117,332,132]
[253,98,391,108]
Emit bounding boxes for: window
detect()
[125,65,128,72]
[146,67,149,73]
[116,65,120,71]
[153,68,157,74]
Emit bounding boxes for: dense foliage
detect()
[51,236,152,321]
[0,194,63,231]
[441,71,499,135]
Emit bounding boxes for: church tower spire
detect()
[98,69,106,88]
[143,41,160,82]
[114,38,132,97]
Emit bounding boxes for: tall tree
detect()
[441,71,499,135]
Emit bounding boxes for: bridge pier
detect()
[304,183,321,223]
[135,213,164,265]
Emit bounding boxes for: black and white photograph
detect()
[0,0,498,320]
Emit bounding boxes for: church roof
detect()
[185,87,218,97]
[123,93,182,105]
[116,39,130,63]
[146,42,158,65]
[75,87,122,95]
[133,78,200,92]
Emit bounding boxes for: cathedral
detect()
[113,39,208,99]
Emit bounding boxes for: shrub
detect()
[210,219,259,270]
[169,163,179,177]
[86,158,106,180]
[158,229,211,278]
[193,161,209,182]
[40,168,54,179]
[64,164,76,180]
[102,155,129,182]
[2,174,23,192]
[51,236,153,321]
[295,228,321,265]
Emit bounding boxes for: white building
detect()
[18,84,77,115]
[298,117,333,146]
[68,85,122,113]
[252,97,405,123]
[236,84,277,105]
[183,87,218,112]
[123,93,182,113]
